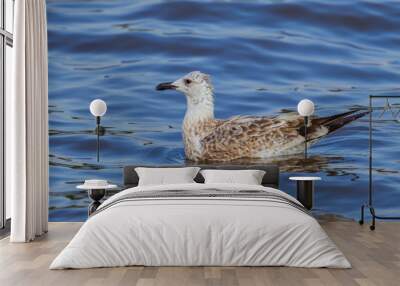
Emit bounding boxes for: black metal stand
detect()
[304,116,308,159]
[96,116,100,162]
[88,188,106,216]
[359,95,400,230]
[95,116,106,162]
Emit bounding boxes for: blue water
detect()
[47,0,400,222]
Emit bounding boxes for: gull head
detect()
[156,71,215,122]
[156,71,214,101]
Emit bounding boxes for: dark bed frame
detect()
[123,165,280,189]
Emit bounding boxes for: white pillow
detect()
[200,169,266,185]
[135,167,200,186]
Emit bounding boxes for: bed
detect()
[50,165,350,269]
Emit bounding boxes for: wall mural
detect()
[47,0,400,221]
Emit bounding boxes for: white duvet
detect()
[50,183,350,269]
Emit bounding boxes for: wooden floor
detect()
[0,221,399,286]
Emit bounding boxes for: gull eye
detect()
[184,79,192,85]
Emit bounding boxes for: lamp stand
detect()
[304,116,308,159]
[96,116,100,162]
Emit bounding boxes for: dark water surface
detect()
[47,0,400,221]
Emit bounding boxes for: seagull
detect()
[156,71,367,162]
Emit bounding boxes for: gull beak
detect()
[156,82,177,91]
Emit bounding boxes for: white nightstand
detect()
[289,177,321,210]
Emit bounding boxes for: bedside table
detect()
[289,177,321,210]
[77,180,118,216]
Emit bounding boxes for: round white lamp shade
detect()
[297,99,315,116]
[90,99,107,117]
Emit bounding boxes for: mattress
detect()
[50,183,350,269]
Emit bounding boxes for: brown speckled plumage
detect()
[183,114,327,161]
[157,71,367,162]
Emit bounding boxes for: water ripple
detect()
[48,0,400,221]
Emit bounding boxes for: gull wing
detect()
[200,115,311,161]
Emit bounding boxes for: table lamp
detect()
[297,99,315,158]
[89,99,107,162]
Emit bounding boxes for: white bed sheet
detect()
[50,183,350,269]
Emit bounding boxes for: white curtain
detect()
[8,0,49,242]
